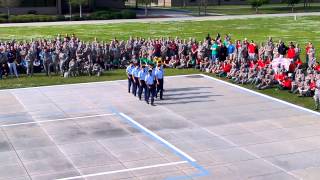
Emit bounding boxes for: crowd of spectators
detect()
[0,33,319,108]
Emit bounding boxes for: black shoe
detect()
[160,98,164,100]
[146,101,149,104]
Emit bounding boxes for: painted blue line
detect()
[109,107,209,180]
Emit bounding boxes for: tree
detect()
[69,0,89,18]
[139,0,151,16]
[198,0,201,16]
[248,0,269,13]
[203,0,208,16]
[0,0,20,18]
[287,0,300,12]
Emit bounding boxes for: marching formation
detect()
[126,62,164,106]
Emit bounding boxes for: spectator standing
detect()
[7,47,18,78]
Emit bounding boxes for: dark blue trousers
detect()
[157,79,164,99]
[133,77,139,96]
[128,75,133,93]
[146,84,156,104]
[138,80,147,100]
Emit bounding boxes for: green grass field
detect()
[1,15,319,59]
[0,16,318,111]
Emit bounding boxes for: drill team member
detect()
[138,65,147,101]
[145,68,156,105]
[126,62,134,93]
[132,63,140,96]
[155,64,164,100]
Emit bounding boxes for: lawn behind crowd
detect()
[0,16,318,111]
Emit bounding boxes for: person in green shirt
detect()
[210,40,218,64]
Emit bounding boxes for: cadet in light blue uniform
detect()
[145,69,156,105]
[155,64,164,100]
[126,62,135,93]
[138,65,147,101]
[131,63,140,96]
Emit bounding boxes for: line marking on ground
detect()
[201,74,309,180]
[115,112,209,180]
[0,113,116,128]
[56,161,188,180]
[201,74,320,116]
[118,112,196,162]
[11,92,86,180]
[1,74,198,92]
[203,127,303,180]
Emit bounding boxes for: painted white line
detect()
[119,112,196,162]
[203,128,303,180]
[11,92,86,180]
[201,74,320,116]
[1,74,200,92]
[1,113,116,127]
[199,74,312,179]
[56,161,188,180]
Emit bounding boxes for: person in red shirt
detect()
[310,79,316,94]
[278,76,292,90]
[191,43,198,61]
[287,45,296,59]
[295,59,303,67]
[217,61,232,77]
[288,60,296,73]
[248,40,256,60]
[264,58,271,65]
[275,72,286,84]
[249,60,256,69]
[257,59,265,69]
[314,62,320,72]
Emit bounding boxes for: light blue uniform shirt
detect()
[155,68,164,80]
[132,67,140,78]
[138,69,147,81]
[145,73,155,85]
[126,65,134,75]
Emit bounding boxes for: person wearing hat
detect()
[126,61,135,93]
[155,64,164,100]
[138,64,147,101]
[131,63,140,97]
[314,76,320,110]
[145,68,156,105]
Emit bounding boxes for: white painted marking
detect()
[203,128,302,180]
[1,74,200,92]
[1,113,116,127]
[119,112,196,162]
[200,74,310,180]
[11,92,86,180]
[201,74,320,116]
[56,161,188,180]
